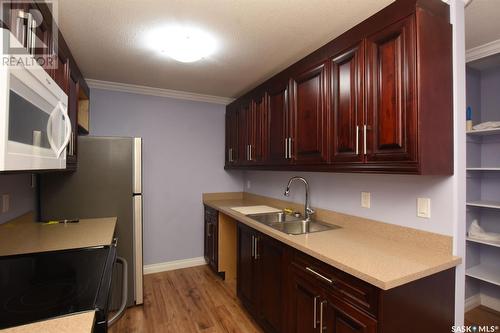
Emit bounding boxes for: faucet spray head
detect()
[284,187,290,196]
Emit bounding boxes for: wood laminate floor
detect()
[465,306,500,327]
[109,265,263,333]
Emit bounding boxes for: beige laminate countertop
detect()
[204,197,461,290]
[0,214,117,256]
[0,311,95,333]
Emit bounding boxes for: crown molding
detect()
[85,79,234,105]
[466,38,500,63]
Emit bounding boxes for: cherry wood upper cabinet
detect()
[251,95,267,163]
[225,0,452,174]
[266,84,290,164]
[331,42,365,164]
[290,63,329,164]
[225,107,239,165]
[365,16,417,164]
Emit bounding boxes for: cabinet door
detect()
[225,108,239,165]
[267,84,290,164]
[238,103,250,164]
[251,95,267,163]
[365,16,417,163]
[66,71,78,170]
[237,223,258,312]
[258,235,285,333]
[323,293,377,333]
[331,42,365,164]
[289,266,323,333]
[291,63,329,164]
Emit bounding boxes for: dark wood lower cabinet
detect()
[204,206,219,274]
[232,221,455,333]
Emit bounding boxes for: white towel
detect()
[468,220,500,242]
[472,121,500,131]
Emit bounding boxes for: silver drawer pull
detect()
[306,267,333,284]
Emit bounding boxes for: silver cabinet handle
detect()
[313,296,320,328]
[355,125,359,155]
[254,236,259,259]
[319,300,326,332]
[285,138,288,160]
[306,267,333,284]
[251,235,255,259]
[31,18,37,55]
[249,144,252,161]
[228,148,233,162]
[288,137,292,159]
[363,124,367,155]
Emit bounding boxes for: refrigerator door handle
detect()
[133,195,144,305]
[133,138,142,194]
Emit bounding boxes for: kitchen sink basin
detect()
[247,212,340,235]
[247,212,301,224]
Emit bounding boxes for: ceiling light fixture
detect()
[148,25,217,63]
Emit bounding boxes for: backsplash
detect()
[244,170,455,236]
[0,174,36,224]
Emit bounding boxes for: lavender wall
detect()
[0,174,36,224]
[90,88,243,265]
[481,66,500,122]
[244,171,454,235]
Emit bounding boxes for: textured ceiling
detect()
[465,0,500,50]
[56,0,394,98]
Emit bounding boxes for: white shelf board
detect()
[466,200,500,209]
[466,264,500,287]
[466,237,500,248]
[467,167,500,171]
[467,128,500,136]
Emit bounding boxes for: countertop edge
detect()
[203,199,461,290]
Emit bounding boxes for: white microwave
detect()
[0,29,71,171]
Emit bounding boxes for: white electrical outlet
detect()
[2,194,10,213]
[417,198,431,218]
[246,180,251,189]
[361,192,371,208]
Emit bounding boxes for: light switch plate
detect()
[246,180,251,189]
[361,192,371,208]
[417,198,431,218]
[2,194,10,213]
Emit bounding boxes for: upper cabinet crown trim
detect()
[86,79,234,105]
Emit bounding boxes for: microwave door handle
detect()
[46,102,72,158]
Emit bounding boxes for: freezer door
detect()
[133,194,144,305]
[133,138,142,195]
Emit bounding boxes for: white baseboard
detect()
[144,257,206,275]
[481,294,500,312]
[465,294,481,312]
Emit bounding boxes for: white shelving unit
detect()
[466,200,500,210]
[465,55,500,315]
[466,237,500,248]
[467,128,500,136]
[466,265,500,287]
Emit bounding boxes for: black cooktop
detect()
[0,247,110,329]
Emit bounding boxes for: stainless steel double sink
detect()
[247,212,340,235]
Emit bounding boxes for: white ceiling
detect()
[465,0,500,50]
[56,0,393,98]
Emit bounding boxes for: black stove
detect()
[0,245,116,331]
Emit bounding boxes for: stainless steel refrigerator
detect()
[39,136,143,308]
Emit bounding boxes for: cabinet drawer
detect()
[292,250,379,317]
